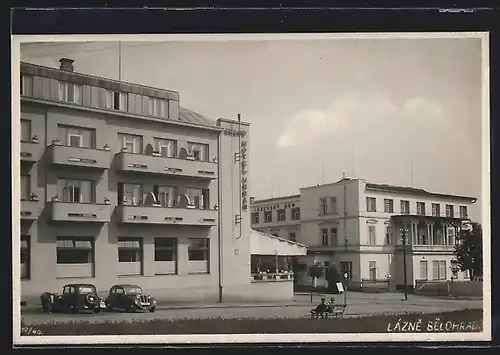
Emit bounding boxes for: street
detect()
[21,292,483,325]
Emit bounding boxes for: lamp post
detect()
[401,227,409,301]
[343,272,349,306]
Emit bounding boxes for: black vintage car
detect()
[40,284,106,313]
[104,284,156,313]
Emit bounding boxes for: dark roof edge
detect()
[366,183,477,202]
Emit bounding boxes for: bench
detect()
[310,305,347,319]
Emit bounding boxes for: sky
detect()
[20,37,485,221]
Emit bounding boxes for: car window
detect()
[115,288,125,295]
[69,286,76,293]
[63,286,70,294]
[124,286,142,294]
[79,286,95,293]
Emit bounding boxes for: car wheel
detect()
[127,305,135,313]
[149,307,155,313]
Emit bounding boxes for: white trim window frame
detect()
[20,119,31,142]
[368,225,376,245]
[119,133,142,154]
[21,75,33,96]
[155,138,177,158]
[321,228,329,246]
[58,81,83,104]
[366,197,376,212]
[187,142,208,162]
[369,261,377,280]
[58,178,93,203]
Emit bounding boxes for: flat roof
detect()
[252,194,301,204]
[365,183,477,202]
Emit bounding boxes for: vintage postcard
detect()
[11,32,491,345]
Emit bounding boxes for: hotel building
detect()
[18,59,305,305]
[251,177,477,290]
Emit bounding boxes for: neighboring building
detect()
[250,177,477,290]
[18,59,306,305]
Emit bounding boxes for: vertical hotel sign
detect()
[224,127,248,212]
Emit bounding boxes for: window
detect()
[149,98,168,118]
[188,238,209,274]
[384,199,394,213]
[330,228,338,245]
[251,212,259,224]
[186,187,209,209]
[369,261,377,280]
[21,75,33,96]
[154,238,177,275]
[118,133,143,154]
[340,262,352,280]
[119,183,141,206]
[21,236,30,279]
[401,200,410,214]
[291,207,300,220]
[385,225,393,245]
[118,238,143,276]
[154,238,177,262]
[321,228,329,246]
[288,232,296,242]
[58,125,96,149]
[156,185,177,207]
[445,204,454,218]
[417,202,426,216]
[155,138,177,158]
[21,175,30,200]
[447,228,455,246]
[56,237,94,264]
[330,197,337,214]
[319,197,328,215]
[106,90,127,111]
[460,206,468,218]
[57,179,94,203]
[278,209,286,221]
[420,261,428,280]
[368,225,376,245]
[366,197,376,212]
[432,260,447,280]
[187,142,209,162]
[20,119,31,141]
[432,203,440,217]
[58,81,83,104]
[450,260,459,279]
[264,211,272,223]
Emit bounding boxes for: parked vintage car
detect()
[40,284,106,313]
[104,284,156,313]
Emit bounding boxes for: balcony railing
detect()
[117,205,218,226]
[47,144,113,169]
[20,141,41,163]
[20,200,41,220]
[49,201,111,223]
[115,152,218,180]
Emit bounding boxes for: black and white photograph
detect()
[12,33,490,344]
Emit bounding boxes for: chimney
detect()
[59,58,74,72]
[250,197,255,205]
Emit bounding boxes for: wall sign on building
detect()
[241,139,248,211]
[224,128,246,137]
[253,202,296,212]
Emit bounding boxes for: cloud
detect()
[276,92,448,150]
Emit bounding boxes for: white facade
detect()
[250,178,477,290]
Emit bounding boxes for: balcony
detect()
[117,205,218,226]
[20,200,41,220]
[115,152,218,180]
[47,144,113,169]
[20,141,41,163]
[49,201,111,223]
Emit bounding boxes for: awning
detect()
[250,229,307,256]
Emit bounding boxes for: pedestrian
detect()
[40,292,54,313]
